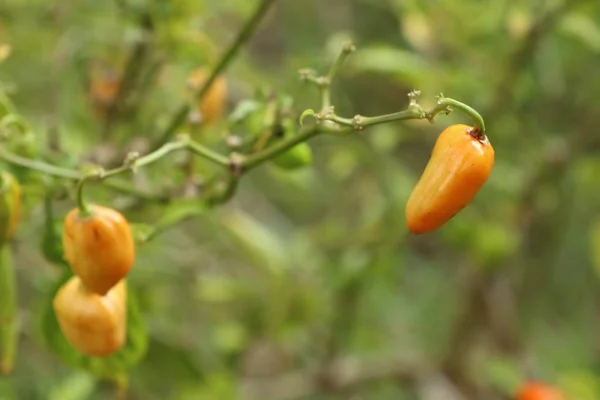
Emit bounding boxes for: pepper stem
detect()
[428,95,487,138]
[75,175,94,218]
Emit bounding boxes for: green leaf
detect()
[348,46,429,85]
[211,321,247,354]
[40,194,69,270]
[48,372,96,400]
[195,275,244,303]
[560,13,600,53]
[590,218,600,281]
[271,142,313,170]
[0,245,16,374]
[38,273,149,379]
[228,99,262,125]
[557,370,600,400]
[220,209,290,277]
[481,355,522,396]
[270,119,313,170]
[136,200,208,243]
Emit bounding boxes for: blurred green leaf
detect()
[349,45,429,85]
[195,275,243,303]
[0,244,16,374]
[174,372,235,400]
[48,372,96,400]
[40,194,69,270]
[220,209,289,277]
[136,200,208,243]
[557,370,600,400]
[560,13,600,53]
[228,99,262,125]
[271,134,313,171]
[212,321,247,354]
[334,247,371,289]
[481,355,522,396]
[590,218,600,281]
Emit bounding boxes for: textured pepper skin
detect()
[516,382,566,400]
[63,205,135,295]
[187,67,227,126]
[53,276,127,357]
[405,124,495,234]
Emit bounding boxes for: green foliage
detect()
[2,0,600,398]
[40,194,69,269]
[0,245,16,373]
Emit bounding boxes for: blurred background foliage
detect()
[1,0,600,399]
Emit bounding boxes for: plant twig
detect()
[323,93,485,135]
[74,137,230,205]
[153,0,279,150]
[240,124,321,171]
[0,149,160,201]
[102,13,155,138]
[300,42,356,111]
[327,41,356,82]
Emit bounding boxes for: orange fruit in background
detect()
[88,64,121,118]
[516,382,567,400]
[186,67,227,126]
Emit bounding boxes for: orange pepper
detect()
[405,124,495,234]
[53,275,127,357]
[88,68,121,119]
[516,382,566,400]
[186,67,228,126]
[63,205,135,295]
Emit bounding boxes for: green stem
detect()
[76,175,93,217]
[186,140,230,166]
[153,0,279,150]
[241,124,320,171]
[428,97,486,136]
[321,87,331,110]
[327,106,427,128]
[74,138,229,211]
[327,41,356,81]
[102,23,153,137]
[324,96,486,135]
[0,150,79,179]
[0,150,162,200]
[207,174,240,206]
[0,244,16,374]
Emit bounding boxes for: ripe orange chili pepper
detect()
[63,205,135,295]
[516,382,566,400]
[405,124,495,234]
[53,275,127,357]
[186,67,227,126]
[88,67,121,119]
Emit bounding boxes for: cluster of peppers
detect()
[53,204,135,357]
